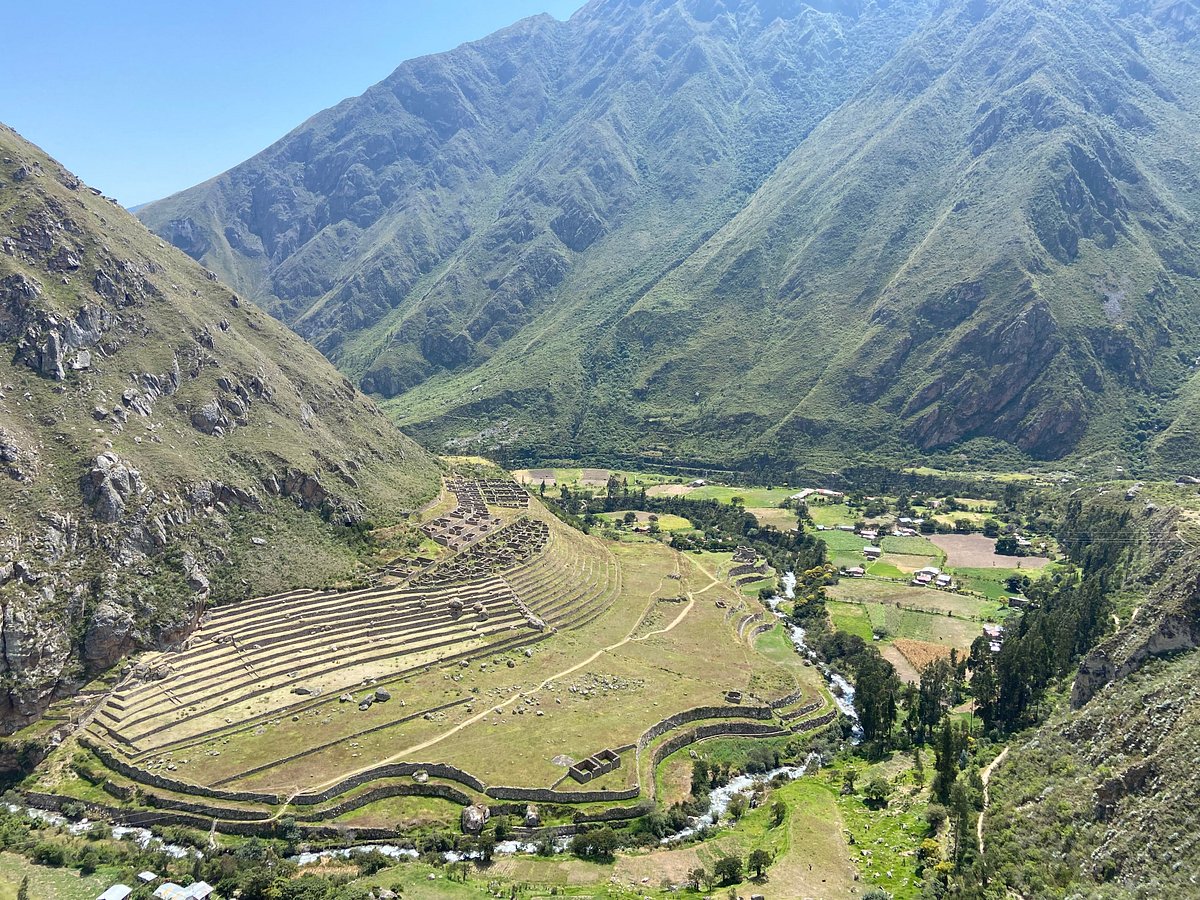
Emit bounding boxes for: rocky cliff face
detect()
[0,125,439,733]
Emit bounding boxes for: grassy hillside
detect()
[391,0,1200,474]
[138,0,1200,474]
[0,125,440,733]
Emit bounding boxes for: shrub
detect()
[32,842,65,866]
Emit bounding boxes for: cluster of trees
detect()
[970,500,1132,731]
[545,480,828,575]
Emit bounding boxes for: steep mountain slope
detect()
[136,1,941,427]
[393,0,1200,469]
[0,126,440,732]
[982,495,1200,897]
[141,0,1200,471]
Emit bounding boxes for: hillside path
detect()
[978,745,1009,854]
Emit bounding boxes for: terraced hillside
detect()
[31,478,835,837]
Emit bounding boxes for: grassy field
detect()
[879,535,944,559]
[828,579,1004,620]
[827,600,982,653]
[0,853,116,900]
[684,485,797,506]
[513,467,684,492]
[597,510,694,531]
[820,530,870,553]
[807,503,857,528]
[747,506,798,530]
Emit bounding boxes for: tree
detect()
[748,848,772,879]
[863,776,891,806]
[770,799,787,827]
[714,855,743,885]
[622,510,637,526]
[853,653,900,743]
[841,769,857,795]
[477,831,496,863]
[994,535,1019,555]
[493,814,510,841]
[727,794,747,821]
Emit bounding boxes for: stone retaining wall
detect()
[83,738,280,804]
[779,700,824,721]
[292,761,486,805]
[300,782,473,821]
[768,687,806,709]
[790,709,838,733]
[485,784,640,803]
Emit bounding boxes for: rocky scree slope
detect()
[0,126,439,734]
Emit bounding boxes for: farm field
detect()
[747,506,798,530]
[597,510,694,531]
[0,852,114,900]
[828,579,1005,620]
[807,502,857,528]
[827,600,982,654]
[513,467,685,492]
[930,533,1050,569]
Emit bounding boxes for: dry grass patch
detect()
[893,638,954,672]
[931,533,1049,569]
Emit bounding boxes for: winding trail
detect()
[307,551,720,792]
[977,745,1009,854]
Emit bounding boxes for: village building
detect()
[98,886,133,900]
[153,883,214,900]
[935,573,953,588]
[863,546,882,560]
[983,623,1005,652]
[845,566,866,578]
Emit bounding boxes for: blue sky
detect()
[3,1,583,207]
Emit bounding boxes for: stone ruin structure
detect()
[568,748,621,784]
[414,517,549,587]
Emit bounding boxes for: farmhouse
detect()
[864,546,882,560]
[844,566,865,578]
[913,573,932,586]
[935,574,953,588]
[859,527,879,541]
[98,886,133,900]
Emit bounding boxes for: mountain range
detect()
[138,0,1200,472]
[0,125,439,733]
